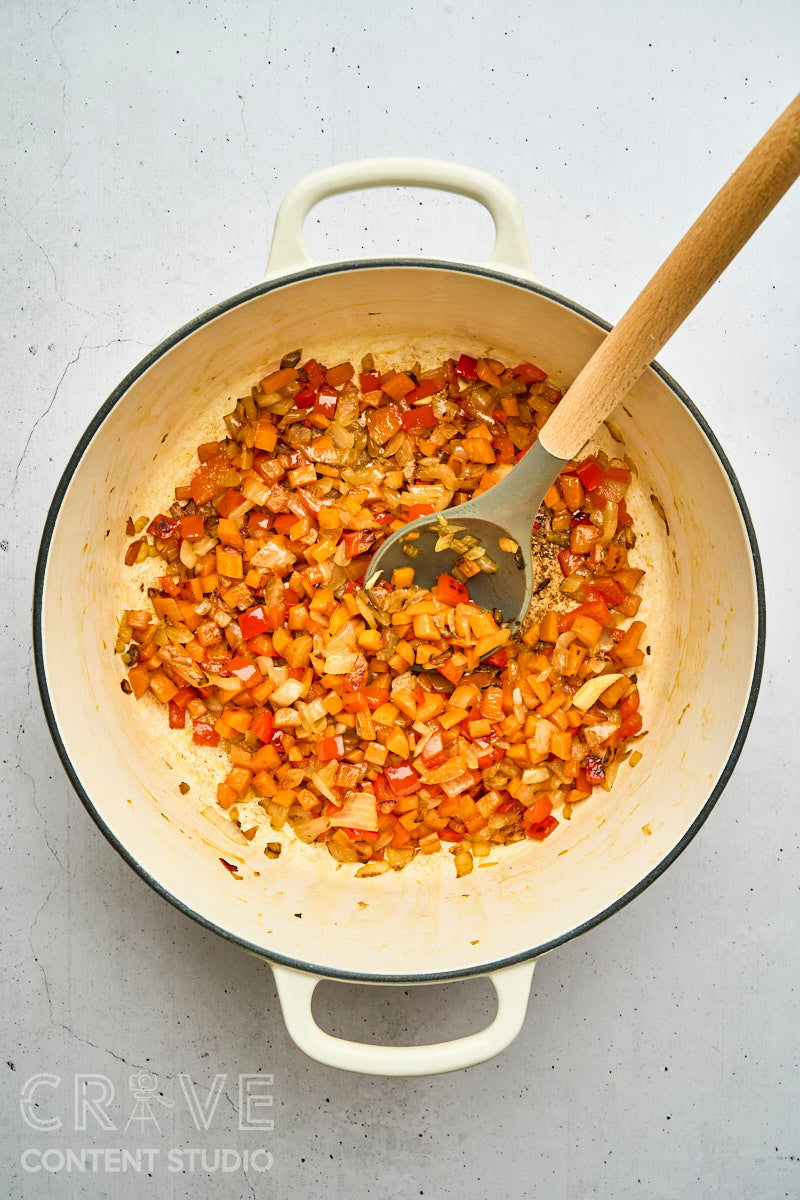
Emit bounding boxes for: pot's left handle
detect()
[270,959,535,1077]
[264,158,537,281]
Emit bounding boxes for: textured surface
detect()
[3,2,799,1197]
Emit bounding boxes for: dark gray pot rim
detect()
[33,258,766,984]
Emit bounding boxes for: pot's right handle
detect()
[264,158,537,281]
[270,959,535,1077]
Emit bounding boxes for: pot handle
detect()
[264,158,537,281]
[270,959,535,1077]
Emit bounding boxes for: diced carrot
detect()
[254,417,278,452]
[550,730,573,760]
[260,367,298,394]
[325,362,355,387]
[127,663,150,699]
[217,783,238,809]
[571,615,603,647]
[149,672,178,704]
[381,372,415,400]
[225,766,253,797]
[539,610,560,642]
[215,547,243,579]
[217,518,244,550]
[480,687,504,721]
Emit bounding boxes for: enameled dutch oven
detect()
[34,160,764,1075]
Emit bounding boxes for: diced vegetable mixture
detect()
[117,350,646,878]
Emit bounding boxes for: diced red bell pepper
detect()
[239,606,270,639]
[617,499,634,528]
[171,686,196,709]
[408,502,436,520]
[584,579,626,606]
[228,656,260,687]
[575,457,606,491]
[314,386,339,419]
[179,513,205,541]
[148,513,181,539]
[217,489,246,518]
[405,379,442,404]
[567,598,613,628]
[433,573,469,605]
[400,405,437,430]
[527,814,558,841]
[374,774,395,810]
[359,371,381,392]
[620,689,640,722]
[159,575,181,598]
[303,359,325,390]
[297,487,323,518]
[606,466,631,483]
[343,578,365,594]
[558,549,585,577]
[617,712,643,740]
[168,700,186,729]
[384,762,421,796]
[318,735,344,762]
[419,729,445,768]
[190,454,234,506]
[584,754,606,784]
[513,361,548,384]
[251,711,275,743]
[438,827,464,842]
[273,513,296,535]
[484,648,508,668]
[192,721,220,747]
[342,530,376,558]
[373,511,393,524]
[294,386,317,409]
[455,354,479,380]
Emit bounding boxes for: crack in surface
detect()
[238,92,271,207]
[12,337,148,487]
[27,885,56,1020]
[49,3,79,127]
[15,660,67,872]
[12,337,87,487]
[9,209,112,320]
[51,1024,158,1074]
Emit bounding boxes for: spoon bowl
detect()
[366,441,566,629]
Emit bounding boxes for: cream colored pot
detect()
[34,160,764,1076]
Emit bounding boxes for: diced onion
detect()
[202,806,249,845]
[269,678,304,707]
[572,673,624,712]
[294,816,330,843]
[328,792,379,831]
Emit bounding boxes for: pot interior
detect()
[38,264,760,979]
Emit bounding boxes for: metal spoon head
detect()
[367,516,533,630]
[365,440,567,647]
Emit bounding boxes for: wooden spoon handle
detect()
[539,91,800,462]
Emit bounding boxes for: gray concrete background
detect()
[3,1,799,1196]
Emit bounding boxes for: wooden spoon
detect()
[366,91,800,628]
